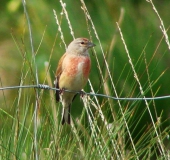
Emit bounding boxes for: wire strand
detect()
[0,84,170,101]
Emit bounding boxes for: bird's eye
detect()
[81,42,85,44]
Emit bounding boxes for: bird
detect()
[55,38,95,125]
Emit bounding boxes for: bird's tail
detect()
[62,105,71,125]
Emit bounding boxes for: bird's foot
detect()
[59,88,65,95]
[80,90,86,98]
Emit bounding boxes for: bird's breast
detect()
[64,55,91,79]
[59,55,91,90]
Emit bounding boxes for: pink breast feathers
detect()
[64,56,91,78]
[82,57,91,78]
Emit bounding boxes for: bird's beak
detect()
[88,42,96,48]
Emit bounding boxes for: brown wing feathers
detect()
[55,54,66,102]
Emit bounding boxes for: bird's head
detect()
[66,38,95,56]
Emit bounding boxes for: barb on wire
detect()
[0,84,170,101]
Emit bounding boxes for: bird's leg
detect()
[59,88,65,95]
[79,90,86,98]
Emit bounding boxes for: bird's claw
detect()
[80,90,86,98]
[59,88,65,95]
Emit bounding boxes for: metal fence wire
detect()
[1,84,170,101]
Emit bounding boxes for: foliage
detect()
[0,0,170,159]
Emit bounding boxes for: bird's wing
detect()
[55,53,67,102]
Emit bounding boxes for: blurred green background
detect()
[0,0,170,148]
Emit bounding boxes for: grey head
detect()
[66,38,95,55]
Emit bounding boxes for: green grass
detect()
[0,0,170,159]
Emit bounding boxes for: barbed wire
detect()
[0,84,170,101]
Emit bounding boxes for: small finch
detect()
[55,38,95,125]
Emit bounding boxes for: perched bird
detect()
[55,38,95,124]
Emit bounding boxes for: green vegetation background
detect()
[0,0,170,158]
